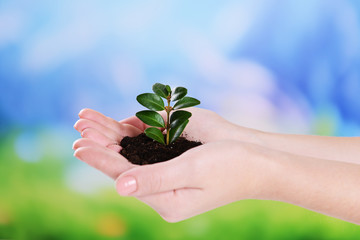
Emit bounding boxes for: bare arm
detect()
[231,124,360,164]
[263,148,360,224]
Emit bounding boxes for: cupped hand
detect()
[75,137,269,222]
[119,140,271,222]
[73,107,255,150]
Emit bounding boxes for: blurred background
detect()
[1,0,360,239]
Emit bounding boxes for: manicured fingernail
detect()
[116,176,137,196]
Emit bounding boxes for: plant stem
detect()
[166,97,171,145]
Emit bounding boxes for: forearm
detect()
[262,133,360,164]
[260,149,360,224]
[231,123,360,164]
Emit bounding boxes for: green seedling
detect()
[136,83,200,145]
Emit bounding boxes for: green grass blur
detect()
[0,132,359,240]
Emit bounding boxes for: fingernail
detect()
[116,176,137,196]
[73,150,81,159]
[78,109,85,117]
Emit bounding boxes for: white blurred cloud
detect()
[21,14,103,73]
[65,162,114,195]
[0,9,24,47]
[111,57,144,96]
[212,0,265,52]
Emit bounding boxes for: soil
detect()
[120,133,202,165]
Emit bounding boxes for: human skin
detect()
[73,108,360,224]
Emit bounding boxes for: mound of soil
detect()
[120,133,202,165]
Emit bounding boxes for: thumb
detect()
[115,157,191,197]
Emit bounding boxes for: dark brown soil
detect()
[120,133,202,165]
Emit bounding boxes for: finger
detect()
[115,156,195,197]
[119,111,167,132]
[78,108,142,137]
[81,128,120,149]
[119,116,147,131]
[78,108,117,128]
[73,138,102,150]
[74,119,122,142]
[72,138,122,152]
[74,146,133,179]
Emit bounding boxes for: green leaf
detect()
[170,110,192,128]
[137,93,165,111]
[169,119,189,144]
[144,127,165,145]
[171,87,187,101]
[136,110,165,128]
[173,97,200,109]
[152,83,169,98]
[166,85,172,95]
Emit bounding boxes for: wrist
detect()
[221,141,269,201]
[240,144,287,201]
[229,123,267,146]
[252,147,307,203]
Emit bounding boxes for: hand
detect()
[74,137,270,222]
[73,107,259,149]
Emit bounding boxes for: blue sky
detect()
[0,0,359,137]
